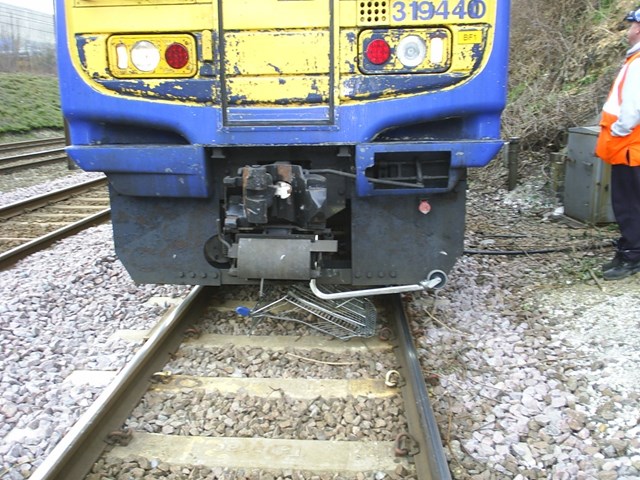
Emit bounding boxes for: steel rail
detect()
[0,137,64,154]
[0,153,68,173]
[0,177,108,220]
[29,286,212,480]
[0,208,111,270]
[0,147,66,164]
[391,294,452,480]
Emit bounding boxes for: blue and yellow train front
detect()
[55,0,510,287]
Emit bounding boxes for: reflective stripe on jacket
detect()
[596,52,640,166]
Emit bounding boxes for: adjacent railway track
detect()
[0,137,65,155]
[0,137,68,173]
[0,178,110,269]
[30,287,451,479]
[0,148,68,174]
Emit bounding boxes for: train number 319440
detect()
[392,0,488,22]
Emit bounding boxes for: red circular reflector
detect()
[165,43,189,69]
[418,199,431,215]
[365,39,390,65]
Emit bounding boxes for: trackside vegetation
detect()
[0,73,63,136]
[505,0,637,151]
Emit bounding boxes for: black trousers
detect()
[611,163,640,261]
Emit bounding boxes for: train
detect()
[54,0,510,297]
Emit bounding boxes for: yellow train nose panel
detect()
[220,0,336,125]
[225,31,330,77]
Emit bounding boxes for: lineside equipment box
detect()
[564,126,615,224]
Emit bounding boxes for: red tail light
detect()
[365,39,390,65]
[165,43,189,69]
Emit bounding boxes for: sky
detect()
[0,0,54,15]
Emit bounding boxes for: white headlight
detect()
[397,35,427,68]
[130,41,160,72]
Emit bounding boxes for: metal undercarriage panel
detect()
[108,177,466,286]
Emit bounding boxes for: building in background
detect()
[0,2,55,73]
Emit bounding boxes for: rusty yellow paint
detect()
[227,77,330,106]
[449,25,490,75]
[79,34,110,79]
[107,34,197,78]
[222,8,334,105]
[201,29,214,62]
[225,31,330,76]
[338,28,359,75]
[220,1,334,105]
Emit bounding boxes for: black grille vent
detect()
[366,151,452,190]
[358,1,388,25]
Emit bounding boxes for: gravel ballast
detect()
[411,174,640,479]
[0,170,105,207]
[1,169,639,479]
[0,225,187,480]
[126,391,407,442]
[165,345,395,380]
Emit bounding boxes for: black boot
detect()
[602,252,623,272]
[602,258,640,280]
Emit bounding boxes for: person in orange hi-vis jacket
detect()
[595,6,640,280]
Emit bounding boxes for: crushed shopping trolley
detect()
[235,284,377,340]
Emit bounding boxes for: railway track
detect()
[0,178,110,268]
[0,137,65,155]
[0,137,68,173]
[30,286,451,479]
[0,148,68,174]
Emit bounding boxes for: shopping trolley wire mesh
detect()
[235,284,377,339]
